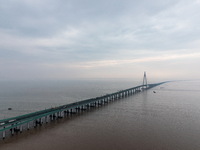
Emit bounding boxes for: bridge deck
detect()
[0,82,165,139]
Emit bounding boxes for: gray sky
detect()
[0,0,200,81]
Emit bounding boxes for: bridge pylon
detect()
[142,71,148,89]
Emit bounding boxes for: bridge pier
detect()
[108,97,111,102]
[27,122,30,130]
[20,125,22,133]
[33,120,36,128]
[81,105,86,110]
[98,101,102,106]
[86,104,90,108]
[2,127,5,139]
[90,103,95,107]
[75,107,81,112]
[50,115,54,121]
[57,111,63,118]
[40,118,43,124]
[104,98,108,103]
[104,98,108,104]
[45,116,48,123]
[10,128,14,136]
[70,108,76,114]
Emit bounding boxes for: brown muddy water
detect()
[1,80,200,150]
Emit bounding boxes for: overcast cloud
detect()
[0,0,200,81]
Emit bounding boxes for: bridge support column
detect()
[2,127,5,139]
[81,105,86,110]
[20,125,22,133]
[34,120,37,128]
[70,109,76,114]
[11,127,14,135]
[39,118,42,124]
[90,103,95,107]
[53,113,57,119]
[45,116,48,123]
[105,98,108,103]
[64,110,67,116]
[51,114,53,120]
[27,122,30,130]
[86,104,90,108]
[58,111,62,118]
[57,112,60,118]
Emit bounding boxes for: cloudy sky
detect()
[0,0,200,81]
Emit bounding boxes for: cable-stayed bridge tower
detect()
[142,71,148,89]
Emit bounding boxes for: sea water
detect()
[0,79,200,150]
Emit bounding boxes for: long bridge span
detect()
[0,81,166,139]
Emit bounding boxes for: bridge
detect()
[0,73,166,139]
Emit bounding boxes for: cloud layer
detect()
[0,0,200,80]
